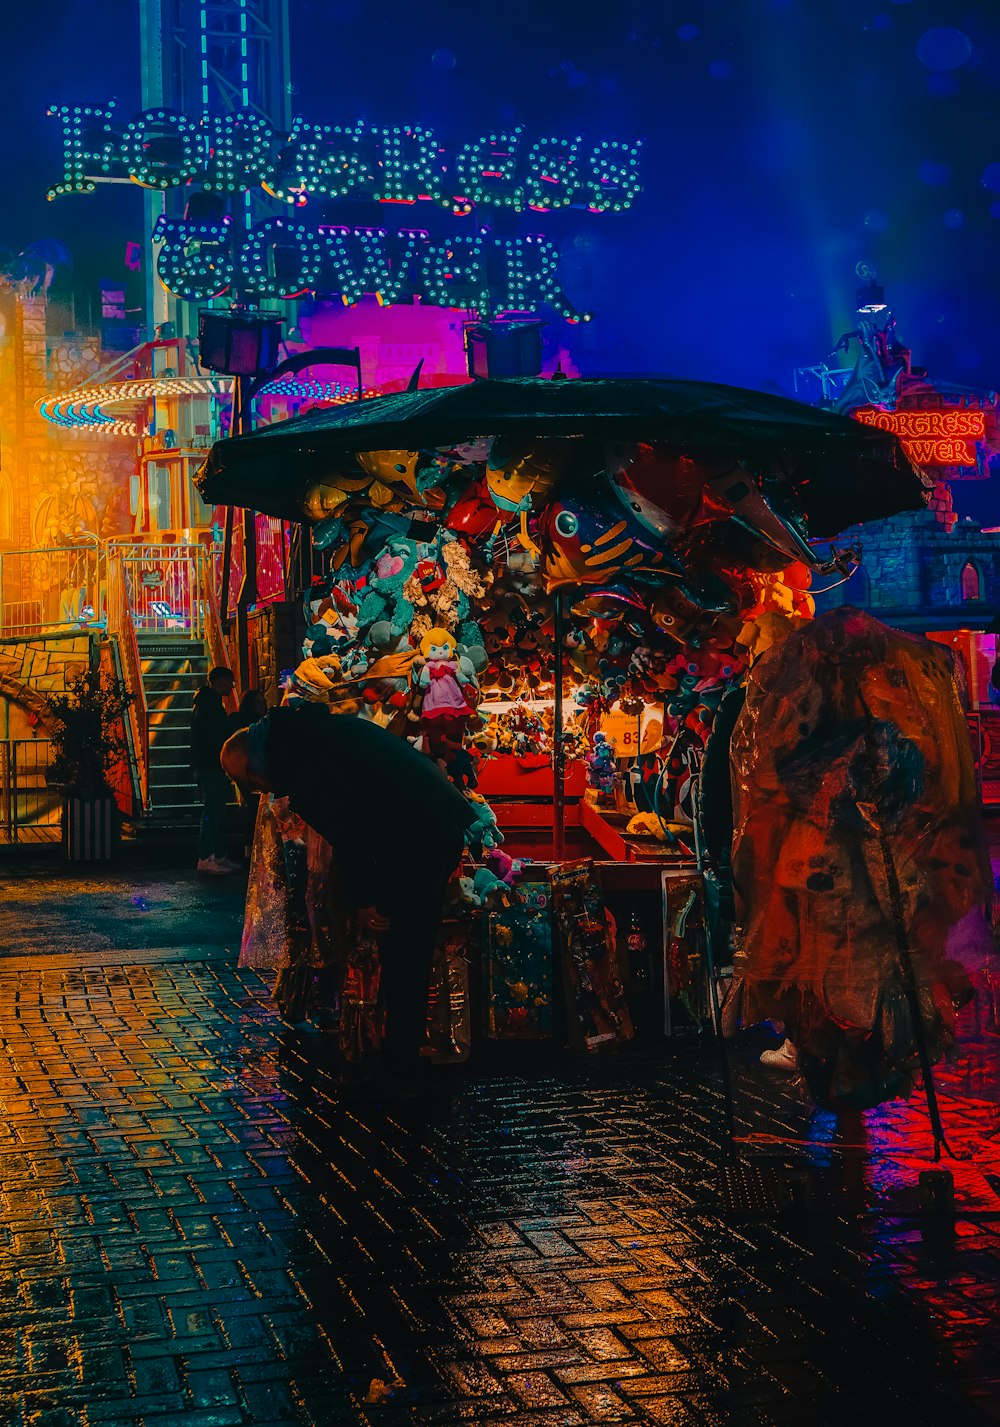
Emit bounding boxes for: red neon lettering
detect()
[903,438,977,467]
[854,407,986,440]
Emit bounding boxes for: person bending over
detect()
[221,705,474,1081]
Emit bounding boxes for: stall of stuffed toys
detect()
[261,435,828,1055]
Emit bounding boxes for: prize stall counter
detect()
[468,747,710,1048]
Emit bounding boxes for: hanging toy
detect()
[415,626,476,760]
[356,449,453,511]
[446,441,564,560]
[586,731,617,797]
[539,489,684,591]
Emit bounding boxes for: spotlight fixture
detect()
[197,308,284,377]
[465,318,544,379]
[855,261,887,315]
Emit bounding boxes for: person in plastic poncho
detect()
[723,606,993,1111]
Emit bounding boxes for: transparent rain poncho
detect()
[725,608,993,1109]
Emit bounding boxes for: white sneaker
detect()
[759,1038,799,1071]
[196,856,232,876]
[214,856,242,873]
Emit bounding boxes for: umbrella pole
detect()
[692,774,738,1152]
[553,590,566,860]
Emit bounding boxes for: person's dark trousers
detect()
[377,832,464,1071]
[196,768,230,860]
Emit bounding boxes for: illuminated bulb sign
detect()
[46,102,642,316]
[853,407,987,467]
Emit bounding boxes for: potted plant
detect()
[47,665,132,862]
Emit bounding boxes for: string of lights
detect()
[45,101,643,214]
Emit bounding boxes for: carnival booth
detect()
[199,376,928,1060]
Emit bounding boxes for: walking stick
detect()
[870,811,952,1162]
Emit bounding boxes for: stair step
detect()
[137,637,205,649]
[140,664,204,679]
[140,670,205,682]
[146,698,196,715]
[148,769,198,789]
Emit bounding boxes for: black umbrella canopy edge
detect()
[195,375,925,531]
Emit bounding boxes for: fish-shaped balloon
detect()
[650,572,736,648]
[540,488,683,591]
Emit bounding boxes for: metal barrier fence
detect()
[0,541,102,637]
[105,539,209,639]
[0,740,59,843]
[106,557,149,813]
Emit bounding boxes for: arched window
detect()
[961,561,981,602]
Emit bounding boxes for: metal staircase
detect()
[139,635,208,828]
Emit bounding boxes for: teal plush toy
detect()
[356,537,433,640]
[464,791,504,853]
[472,865,512,908]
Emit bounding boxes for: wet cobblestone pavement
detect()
[1,862,999,1425]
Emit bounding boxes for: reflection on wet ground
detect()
[0,861,992,1421]
[0,864,998,1424]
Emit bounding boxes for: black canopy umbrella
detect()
[196,375,927,536]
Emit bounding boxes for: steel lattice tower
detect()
[139,0,291,332]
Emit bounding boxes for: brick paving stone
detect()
[0,867,1000,1425]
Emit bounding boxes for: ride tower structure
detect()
[139,0,292,337]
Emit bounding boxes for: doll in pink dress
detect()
[416,626,474,759]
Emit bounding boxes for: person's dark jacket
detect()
[256,705,474,909]
[190,686,232,773]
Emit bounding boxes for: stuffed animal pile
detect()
[294,435,835,836]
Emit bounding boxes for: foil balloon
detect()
[570,583,649,623]
[704,461,821,567]
[650,572,735,648]
[356,449,449,510]
[301,458,387,521]
[690,518,795,580]
[606,443,733,538]
[539,490,683,591]
[447,441,565,558]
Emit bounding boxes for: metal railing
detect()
[0,739,59,843]
[105,537,210,639]
[0,539,102,637]
[106,553,149,811]
[202,563,233,686]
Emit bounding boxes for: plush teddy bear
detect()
[445,875,481,912]
[356,536,435,639]
[486,849,522,885]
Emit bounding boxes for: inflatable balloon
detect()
[606,444,732,536]
[356,449,450,510]
[703,460,820,567]
[447,441,565,559]
[650,572,735,648]
[302,463,383,522]
[540,489,683,591]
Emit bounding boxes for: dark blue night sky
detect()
[5,0,1000,514]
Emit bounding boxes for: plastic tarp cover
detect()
[725,607,993,1109]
